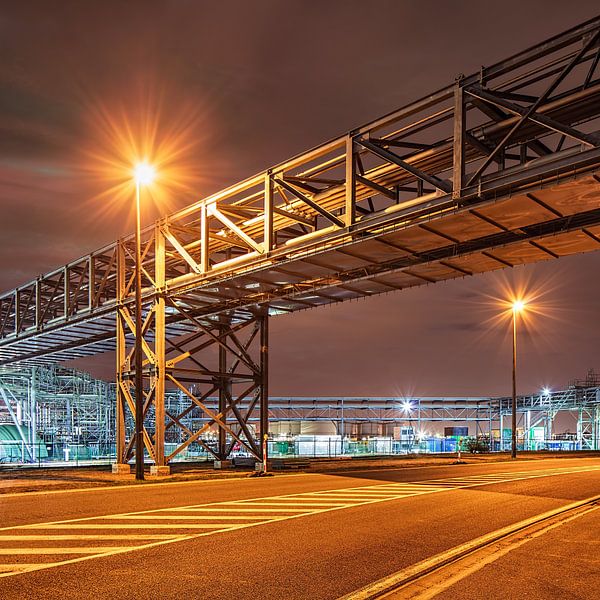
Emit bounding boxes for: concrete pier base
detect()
[111,463,131,475]
[213,460,232,469]
[150,465,171,476]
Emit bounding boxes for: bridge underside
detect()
[1,17,600,465]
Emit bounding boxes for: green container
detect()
[0,424,48,461]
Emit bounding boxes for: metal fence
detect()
[0,434,587,468]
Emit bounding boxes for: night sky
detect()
[1,1,599,397]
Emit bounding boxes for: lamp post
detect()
[133,162,155,481]
[511,299,525,459]
[402,401,413,453]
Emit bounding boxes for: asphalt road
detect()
[0,457,599,599]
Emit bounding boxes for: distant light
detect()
[402,400,413,412]
[134,161,156,186]
[512,299,526,313]
[542,387,551,396]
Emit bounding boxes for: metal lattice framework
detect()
[1,17,600,466]
[0,365,113,461]
[513,387,600,450]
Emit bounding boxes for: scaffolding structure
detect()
[0,366,113,461]
[508,386,600,450]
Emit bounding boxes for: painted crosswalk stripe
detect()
[145,507,309,512]
[0,463,598,580]
[0,564,50,573]
[0,535,175,541]
[151,513,276,519]
[231,502,345,507]
[19,524,248,530]
[0,547,126,555]
[100,514,281,520]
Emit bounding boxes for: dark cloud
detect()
[1,0,600,396]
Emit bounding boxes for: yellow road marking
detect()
[0,535,176,541]
[0,564,52,572]
[231,502,346,507]
[100,514,293,520]
[148,507,309,512]
[305,495,392,501]
[137,513,272,520]
[18,524,247,530]
[0,547,126,555]
[0,472,311,499]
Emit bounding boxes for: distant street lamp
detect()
[133,162,155,481]
[401,400,414,453]
[511,299,526,459]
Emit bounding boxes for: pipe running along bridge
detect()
[1,18,600,469]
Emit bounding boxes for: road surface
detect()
[0,457,598,599]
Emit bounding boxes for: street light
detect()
[133,161,155,481]
[400,399,414,453]
[511,299,526,459]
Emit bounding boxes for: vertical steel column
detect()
[546,411,554,445]
[452,78,465,200]
[218,325,227,460]
[594,406,600,450]
[345,136,356,226]
[35,278,41,331]
[511,309,518,459]
[134,184,145,480]
[264,173,274,251]
[115,241,127,466]
[154,224,166,466]
[88,254,95,312]
[200,203,209,274]
[30,366,37,459]
[63,266,69,320]
[14,290,20,335]
[259,315,269,457]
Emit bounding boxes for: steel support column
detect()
[259,315,269,457]
[114,240,127,468]
[218,325,228,460]
[452,78,465,199]
[153,224,166,466]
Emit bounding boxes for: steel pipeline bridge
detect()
[1,17,600,468]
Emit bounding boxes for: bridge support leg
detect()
[217,325,228,463]
[259,315,269,470]
[113,241,130,474]
[112,221,269,471]
[113,237,162,475]
[161,310,268,467]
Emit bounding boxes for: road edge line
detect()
[338,493,600,600]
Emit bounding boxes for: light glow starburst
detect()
[80,89,209,228]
